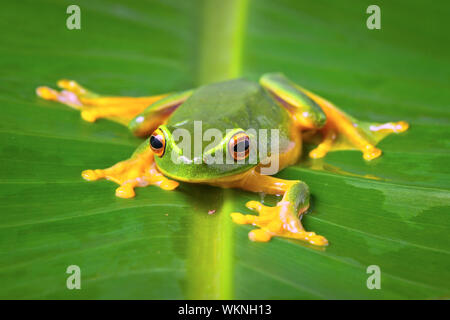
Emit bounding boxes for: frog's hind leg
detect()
[261,73,409,160]
[229,170,328,246]
[36,79,169,125]
[304,90,409,160]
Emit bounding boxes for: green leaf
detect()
[0,0,449,299]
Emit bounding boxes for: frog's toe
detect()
[157,179,179,191]
[248,229,272,242]
[230,212,257,224]
[80,110,98,122]
[231,212,245,224]
[363,146,382,161]
[231,201,275,226]
[245,200,270,213]
[115,183,136,199]
[309,147,327,159]
[81,169,104,181]
[57,79,88,96]
[246,201,279,220]
[306,233,328,246]
[392,121,409,133]
[36,86,58,101]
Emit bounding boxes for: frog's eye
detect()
[150,128,166,157]
[228,132,250,161]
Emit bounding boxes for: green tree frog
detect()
[37,73,409,246]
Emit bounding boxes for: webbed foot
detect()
[37,79,167,124]
[82,146,178,198]
[231,200,328,246]
[305,89,409,161]
[308,120,409,161]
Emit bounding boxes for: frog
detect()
[36,73,409,246]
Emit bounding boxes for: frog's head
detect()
[149,125,258,182]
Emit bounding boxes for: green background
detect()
[0,0,449,299]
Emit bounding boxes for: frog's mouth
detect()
[154,159,257,184]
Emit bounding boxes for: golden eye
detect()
[150,128,165,157]
[228,132,250,161]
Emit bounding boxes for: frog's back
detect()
[168,78,290,133]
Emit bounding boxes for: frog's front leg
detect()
[261,73,409,160]
[36,79,170,126]
[229,170,328,246]
[82,140,179,198]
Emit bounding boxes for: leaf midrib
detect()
[184,0,249,299]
